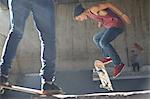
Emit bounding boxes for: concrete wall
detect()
[0,0,150,74]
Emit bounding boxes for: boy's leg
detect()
[0,0,30,83]
[31,0,62,93]
[93,30,110,58]
[98,27,125,77]
[99,27,123,65]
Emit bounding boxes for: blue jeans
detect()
[0,0,56,82]
[93,27,123,66]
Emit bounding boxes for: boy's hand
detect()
[122,14,131,24]
[98,22,102,28]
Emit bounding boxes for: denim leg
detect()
[31,0,56,82]
[0,0,30,75]
[93,29,109,57]
[99,28,123,65]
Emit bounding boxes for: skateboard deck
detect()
[94,60,113,91]
[0,84,63,97]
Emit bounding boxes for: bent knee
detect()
[99,40,108,48]
[93,36,99,45]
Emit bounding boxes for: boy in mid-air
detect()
[74,2,131,78]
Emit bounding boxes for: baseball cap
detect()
[74,4,85,17]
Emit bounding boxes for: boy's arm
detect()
[107,3,131,24]
[106,3,124,17]
[88,3,131,24]
[88,3,108,15]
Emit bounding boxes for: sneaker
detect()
[41,82,63,95]
[113,63,125,78]
[0,75,10,86]
[100,57,112,63]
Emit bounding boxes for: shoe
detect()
[41,82,63,95]
[113,63,125,78]
[0,75,10,86]
[100,57,112,63]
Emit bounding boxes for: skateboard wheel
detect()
[109,87,113,91]
[0,88,5,94]
[99,84,104,88]
[106,87,113,91]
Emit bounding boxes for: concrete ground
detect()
[1,69,150,99]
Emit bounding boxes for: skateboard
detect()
[94,60,113,91]
[0,84,64,97]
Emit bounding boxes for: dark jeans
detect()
[132,63,140,72]
[93,27,123,66]
[0,0,56,82]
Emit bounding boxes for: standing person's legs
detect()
[31,0,62,92]
[31,0,62,93]
[31,0,55,83]
[0,0,30,79]
[132,63,136,72]
[135,62,140,72]
[137,63,140,72]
